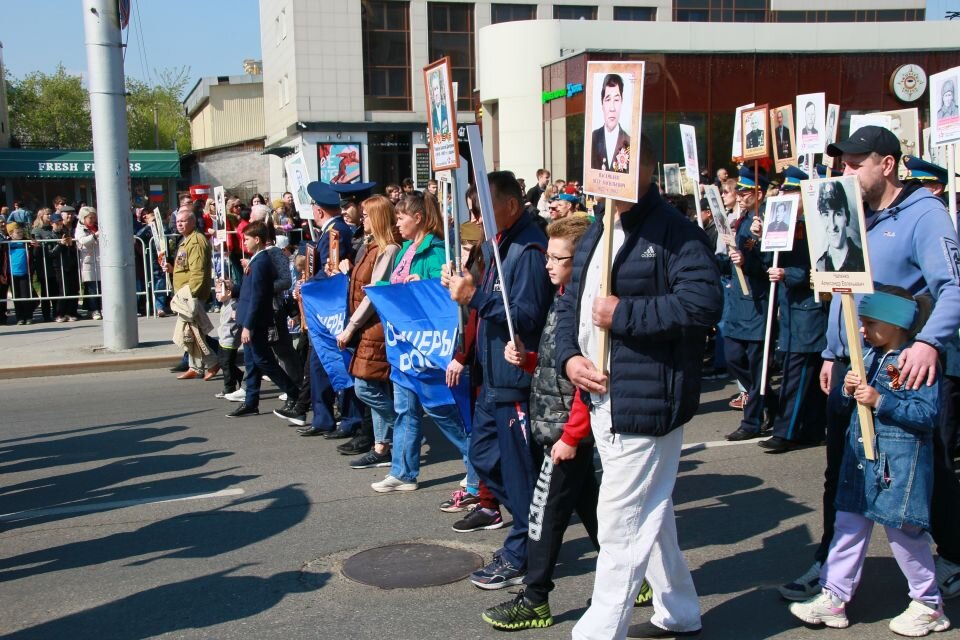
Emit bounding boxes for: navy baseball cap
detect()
[306,181,341,208]
[827,125,901,160]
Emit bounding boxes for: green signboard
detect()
[0,149,181,178]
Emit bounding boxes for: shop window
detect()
[428,3,475,112]
[491,3,536,23]
[554,5,597,20]
[362,1,412,111]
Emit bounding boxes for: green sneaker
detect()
[635,579,654,606]
[481,590,553,630]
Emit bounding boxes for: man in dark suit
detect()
[590,74,630,172]
[745,113,765,151]
[226,221,300,418]
[802,102,819,136]
[775,109,792,158]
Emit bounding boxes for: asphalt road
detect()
[0,370,956,639]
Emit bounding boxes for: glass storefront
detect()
[542,51,960,181]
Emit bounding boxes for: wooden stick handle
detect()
[841,293,876,460]
[595,197,615,374]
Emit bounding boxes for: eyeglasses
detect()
[546,254,573,265]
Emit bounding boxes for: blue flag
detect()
[301,274,353,392]
[364,279,471,430]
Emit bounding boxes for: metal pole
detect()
[948,143,957,232]
[154,106,160,149]
[83,0,138,349]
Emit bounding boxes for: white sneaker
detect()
[935,556,960,600]
[459,475,468,488]
[92,311,102,320]
[279,392,287,402]
[262,375,271,383]
[889,600,951,637]
[224,388,246,402]
[371,475,418,493]
[779,561,823,601]
[788,589,849,629]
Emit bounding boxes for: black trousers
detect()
[217,346,243,393]
[771,352,826,443]
[524,443,600,604]
[56,273,79,318]
[294,333,312,413]
[816,360,960,565]
[11,275,35,321]
[724,337,775,432]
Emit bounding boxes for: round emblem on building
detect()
[889,64,927,103]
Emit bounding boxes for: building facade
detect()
[183,74,270,202]
[477,18,958,183]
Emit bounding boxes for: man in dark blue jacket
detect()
[554,134,722,639]
[721,166,775,441]
[444,171,553,590]
[283,181,362,438]
[226,221,300,418]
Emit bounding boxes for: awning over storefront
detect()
[0,149,181,178]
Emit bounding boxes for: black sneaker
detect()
[470,553,525,590]
[482,590,553,630]
[226,404,259,418]
[272,400,301,422]
[350,450,392,469]
[453,505,505,533]
[338,436,373,455]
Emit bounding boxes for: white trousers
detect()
[572,409,701,640]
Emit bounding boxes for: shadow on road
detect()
[0,485,311,582]
[2,564,331,640]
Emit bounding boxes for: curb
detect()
[0,355,182,380]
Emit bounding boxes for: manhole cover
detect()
[341,543,483,589]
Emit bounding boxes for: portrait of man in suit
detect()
[590,73,631,172]
[744,112,765,152]
[774,109,792,158]
[802,101,819,136]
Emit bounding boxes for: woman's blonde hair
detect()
[362,195,399,252]
[33,207,51,229]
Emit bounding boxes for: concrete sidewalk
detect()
[0,315,184,379]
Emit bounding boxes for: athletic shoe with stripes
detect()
[482,590,553,630]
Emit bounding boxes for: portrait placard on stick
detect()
[770,105,797,172]
[679,124,699,181]
[704,184,748,295]
[731,103,755,160]
[284,151,313,220]
[802,175,876,459]
[801,176,873,294]
[741,105,769,161]
[663,163,682,195]
[423,57,460,171]
[796,93,826,155]
[582,60,645,203]
[930,66,960,146]
[761,195,800,253]
[823,104,841,167]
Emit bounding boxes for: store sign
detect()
[0,149,180,178]
[889,64,927,103]
[541,83,584,104]
[35,161,144,174]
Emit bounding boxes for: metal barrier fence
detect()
[1,231,239,320]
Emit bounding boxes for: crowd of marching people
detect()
[4,125,960,638]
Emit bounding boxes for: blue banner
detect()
[364,279,471,430]
[301,274,353,392]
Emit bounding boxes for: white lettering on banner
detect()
[383,321,455,373]
[36,160,144,173]
[314,312,345,336]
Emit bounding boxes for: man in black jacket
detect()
[555,134,723,639]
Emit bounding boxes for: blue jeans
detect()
[354,377,396,444]
[390,382,478,489]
